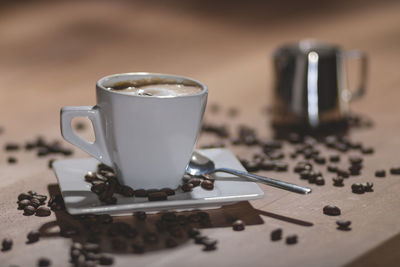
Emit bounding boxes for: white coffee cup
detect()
[60,73,208,189]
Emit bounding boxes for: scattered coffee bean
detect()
[18,199,31,209]
[362,182,374,192]
[148,191,168,201]
[390,167,400,175]
[336,219,352,230]
[161,188,175,196]
[361,147,374,155]
[332,177,344,187]
[349,155,363,165]
[119,185,135,197]
[2,238,13,251]
[201,180,214,190]
[35,206,51,217]
[315,176,325,186]
[285,235,298,245]
[329,154,340,163]
[271,228,282,241]
[18,192,32,201]
[24,205,36,216]
[188,178,201,187]
[37,258,51,267]
[375,169,386,177]
[275,162,288,172]
[134,189,148,197]
[323,205,341,216]
[188,228,200,238]
[5,143,20,151]
[337,169,350,178]
[351,183,364,194]
[202,237,218,251]
[327,165,338,173]
[232,220,245,231]
[7,157,17,164]
[261,160,275,171]
[99,254,114,265]
[27,230,40,243]
[181,183,194,192]
[30,198,42,208]
[314,156,326,165]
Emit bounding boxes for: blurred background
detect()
[0,0,399,138]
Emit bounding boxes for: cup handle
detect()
[60,106,113,166]
[342,50,368,101]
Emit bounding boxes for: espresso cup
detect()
[60,73,208,189]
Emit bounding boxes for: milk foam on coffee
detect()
[109,83,201,97]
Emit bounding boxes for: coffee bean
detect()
[27,230,40,243]
[351,183,364,194]
[307,171,319,184]
[37,257,51,267]
[323,205,341,216]
[285,235,298,245]
[361,147,374,155]
[30,198,42,208]
[300,170,311,180]
[188,178,201,187]
[35,206,51,217]
[84,171,97,183]
[181,183,194,192]
[202,237,218,251]
[290,152,297,159]
[194,235,207,244]
[160,188,175,196]
[188,228,201,238]
[7,157,17,164]
[362,182,374,192]
[275,162,288,172]
[315,176,325,186]
[349,156,363,165]
[329,154,340,163]
[18,192,32,201]
[143,232,159,244]
[2,238,13,251]
[182,174,192,183]
[332,177,344,187]
[99,254,114,265]
[335,143,348,153]
[232,220,245,231]
[337,169,350,178]
[119,185,135,197]
[336,220,352,231]
[390,167,400,175]
[244,161,259,172]
[18,199,31,209]
[327,165,338,173]
[375,170,386,178]
[148,191,168,201]
[165,238,178,248]
[314,156,326,165]
[134,211,147,221]
[201,180,214,190]
[260,160,275,171]
[5,143,20,151]
[24,205,36,215]
[91,183,106,194]
[270,228,282,241]
[37,147,50,157]
[84,242,100,253]
[33,195,47,204]
[132,189,147,198]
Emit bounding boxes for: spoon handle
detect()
[214,168,312,195]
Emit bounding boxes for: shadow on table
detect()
[43,183,264,255]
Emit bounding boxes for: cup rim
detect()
[96,72,208,98]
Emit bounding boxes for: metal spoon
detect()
[186,151,312,195]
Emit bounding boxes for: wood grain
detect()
[0,1,399,266]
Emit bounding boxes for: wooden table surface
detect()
[1,1,400,266]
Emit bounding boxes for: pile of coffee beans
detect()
[17,191,51,217]
[70,241,113,266]
[83,164,218,205]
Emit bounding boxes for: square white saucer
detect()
[53,148,264,215]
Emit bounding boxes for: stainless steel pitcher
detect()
[271,40,367,128]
